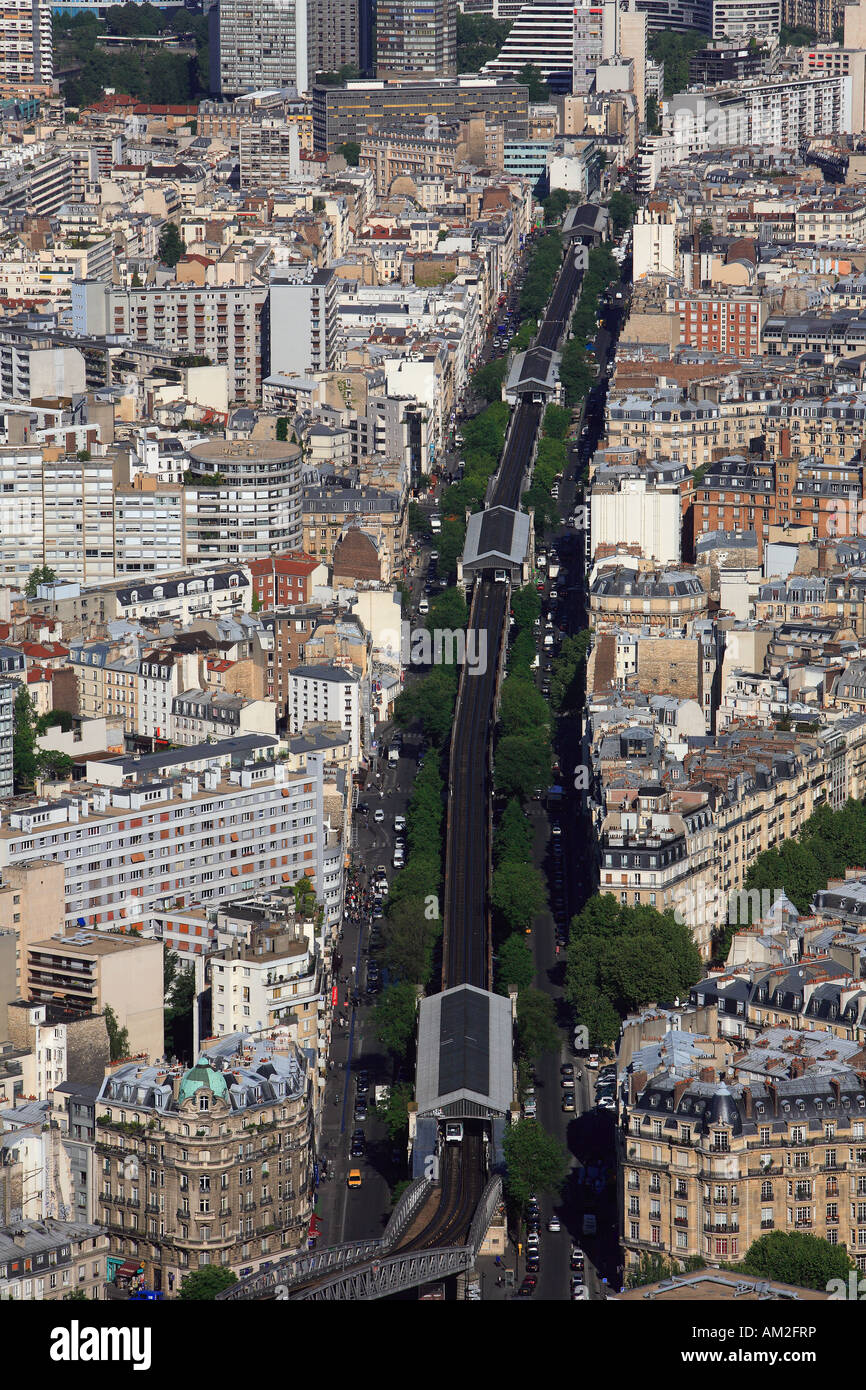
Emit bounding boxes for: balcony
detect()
[704,1222,739,1234]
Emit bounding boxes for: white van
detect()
[430,515,442,534]
[418,597,429,615]
[388,743,400,765]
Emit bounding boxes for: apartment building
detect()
[71,280,267,404]
[691,455,863,558]
[288,665,362,763]
[589,566,708,634]
[0,448,117,588]
[0,1220,109,1301]
[247,552,321,610]
[170,690,276,746]
[668,291,763,356]
[267,270,339,379]
[113,479,186,576]
[185,439,304,561]
[711,0,780,37]
[302,480,406,579]
[621,1067,866,1271]
[376,0,457,79]
[603,393,765,471]
[764,394,866,469]
[210,0,310,97]
[312,78,529,155]
[26,930,163,1062]
[93,1043,313,1292]
[239,120,301,188]
[0,0,52,93]
[0,751,327,944]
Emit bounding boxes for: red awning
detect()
[117,1260,143,1277]
[308,1214,323,1234]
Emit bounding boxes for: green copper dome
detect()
[178,1057,230,1103]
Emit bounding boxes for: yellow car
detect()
[347,1169,362,1189]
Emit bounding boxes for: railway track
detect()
[398,1134,484,1252]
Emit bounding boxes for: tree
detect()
[275,416,289,441]
[517,987,559,1058]
[494,797,534,866]
[471,357,507,403]
[338,140,360,166]
[382,896,438,986]
[515,62,549,102]
[104,1004,130,1062]
[25,564,56,597]
[608,191,636,234]
[157,221,184,268]
[377,1081,413,1140]
[511,584,541,631]
[496,933,535,994]
[13,685,40,792]
[457,12,512,71]
[37,750,74,782]
[178,1267,238,1300]
[502,1118,569,1210]
[499,676,550,740]
[645,94,660,133]
[491,861,546,932]
[374,981,418,1058]
[63,1289,90,1300]
[739,1231,852,1290]
[164,961,195,1061]
[494,733,550,801]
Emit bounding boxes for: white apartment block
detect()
[590,477,682,565]
[239,120,302,188]
[113,484,186,576]
[0,449,115,587]
[712,0,780,38]
[0,0,52,89]
[632,203,677,280]
[268,270,339,379]
[0,339,85,403]
[0,756,327,943]
[70,280,267,403]
[212,0,310,96]
[288,665,362,763]
[211,939,322,1037]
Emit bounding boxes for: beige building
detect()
[622,1067,866,1273]
[0,859,65,1000]
[94,1043,313,1294]
[27,931,164,1063]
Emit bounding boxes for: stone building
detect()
[94,1042,313,1294]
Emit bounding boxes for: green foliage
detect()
[157,222,184,268]
[13,685,40,791]
[377,1081,414,1141]
[35,709,73,736]
[317,64,361,84]
[565,897,703,1047]
[516,62,549,102]
[104,1004,130,1062]
[382,895,440,986]
[374,981,418,1057]
[496,932,535,994]
[739,1230,852,1290]
[550,629,591,712]
[499,676,550,740]
[511,584,541,631]
[645,94,660,134]
[164,959,195,1061]
[56,5,209,107]
[517,987,559,1057]
[494,733,550,801]
[37,749,74,782]
[408,501,430,538]
[471,357,507,403]
[491,860,547,932]
[494,797,534,866]
[647,30,708,97]
[626,1253,705,1288]
[457,12,511,71]
[779,23,818,45]
[25,564,57,597]
[426,584,467,634]
[394,664,457,747]
[502,1118,569,1210]
[608,191,637,234]
[178,1267,238,1300]
[275,417,289,442]
[520,233,562,318]
[338,140,361,166]
[542,403,570,440]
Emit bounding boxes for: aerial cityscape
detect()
[1,0,865,1337]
